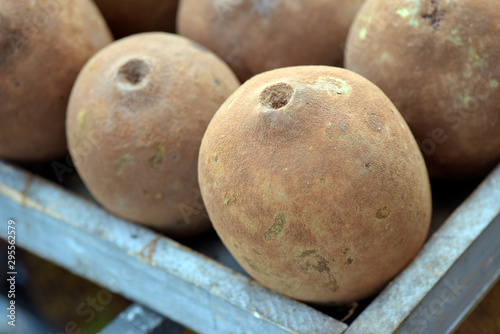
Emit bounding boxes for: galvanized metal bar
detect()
[99,303,185,334]
[0,161,346,334]
[346,163,500,334]
[395,213,500,334]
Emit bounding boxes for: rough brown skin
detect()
[345,0,500,179]
[177,0,365,82]
[0,0,112,161]
[66,33,240,238]
[93,0,179,38]
[198,66,432,304]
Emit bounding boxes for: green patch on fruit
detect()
[314,77,352,96]
[338,131,352,140]
[242,256,269,276]
[396,8,410,18]
[396,3,420,27]
[325,128,334,140]
[358,27,367,40]
[148,143,165,169]
[77,109,86,124]
[490,79,499,88]
[264,213,286,241]
[376,206,390,219]
[445,35,462,45]
[445,28,463,45]
[114,154,131,175]
[468,46,481,62]
[296,249,330,272]
[319,178,326,184]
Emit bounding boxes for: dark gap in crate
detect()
[9,247,131,333]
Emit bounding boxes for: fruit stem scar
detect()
[260,83,294,109]
[118,59,150,85]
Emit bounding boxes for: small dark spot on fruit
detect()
[214,154,219,162]
[170,152,178,160]
[213,76,221,86]
[260,83,294,109]
[345,258,353,265]
[365,162,371,168]
[10,77,20,87]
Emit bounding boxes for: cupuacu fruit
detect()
[198,65,432,304]
[66,32,240,237]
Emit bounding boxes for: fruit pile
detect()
[1,0,499,306]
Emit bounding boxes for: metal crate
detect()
[1,160,499,334]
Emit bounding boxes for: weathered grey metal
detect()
[0,161,346,334]
[346,163,500,334]
[396,213,500,334]
[99,303,185,334]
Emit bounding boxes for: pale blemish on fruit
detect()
[358,27,367,40]
[396,8,410,18]
[242,256,269,276]
[325,127,334,141]
[468,46,481,62]
[445,28,463,45]
[148,143,165,169]
[222,192,235,205]
[338,131,352,140]
[397,2,420,27]
[381,52,392,63]
[114,154,131,175]
[264,213,286,241]
[77,109,86,124]
[490,80,499,88]
[376,206,391,219]
[311,77,352,96]
[155,192,163,199]
[385,223,390,230]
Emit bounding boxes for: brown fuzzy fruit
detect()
[177,0,365,82]
[0,0,112,161]
[198,66,432,304]
[66,33,239,237]
[93,0,179,38]
[345,0,500,179]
